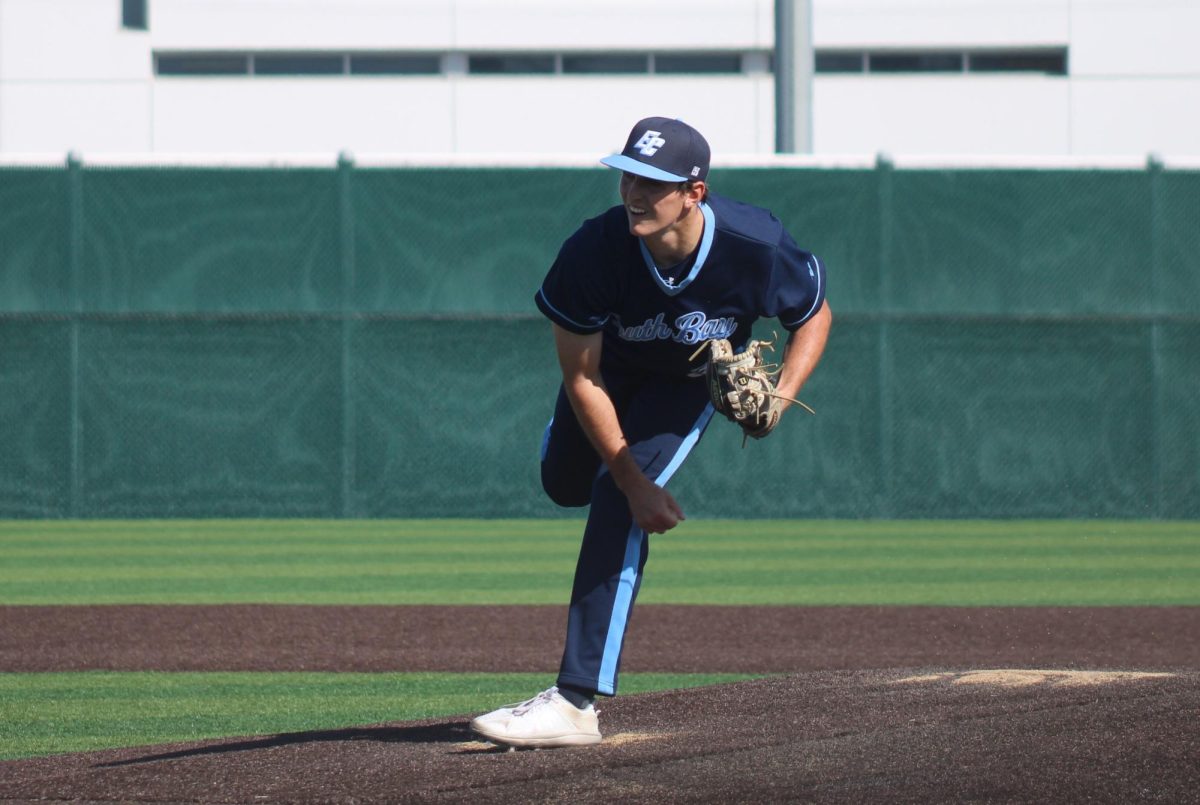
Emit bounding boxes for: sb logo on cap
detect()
[633,130,666,156]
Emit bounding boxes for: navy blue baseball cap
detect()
[600,116,711,183]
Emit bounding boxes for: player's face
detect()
[618,172,691,237]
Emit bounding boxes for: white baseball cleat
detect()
[470,687,601,748]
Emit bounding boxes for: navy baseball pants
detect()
[541,367,714,697]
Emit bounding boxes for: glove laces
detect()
[690,334,817,416]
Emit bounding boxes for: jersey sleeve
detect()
[765,228,826,331]
[534,223,615,334]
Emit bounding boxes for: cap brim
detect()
[599,154,689,182]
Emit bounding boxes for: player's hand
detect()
[623,475,685,534]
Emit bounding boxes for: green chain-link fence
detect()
[1,159,1197,518]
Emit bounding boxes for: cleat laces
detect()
[511,687,559,716]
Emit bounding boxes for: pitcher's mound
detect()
[2,669,1196,803]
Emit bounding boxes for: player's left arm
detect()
[774,300,832,414]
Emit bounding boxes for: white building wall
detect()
[809,0,1200,157]
[0,0,1195,159]
[1070,0,1200,76]
[1070,79,1200,156]
[814,0,1071,48]
[449,76,772,156]
[149,77,772,157]
[1066,0,1200,155]
[147,0,773,51]
[0,0,153,152]
[813,77,1072,156]
[0,0,148,81]
[151,79,455,155]
[450,0,773,49]
[150,0,456,50]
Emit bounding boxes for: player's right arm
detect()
[552,324,685,534]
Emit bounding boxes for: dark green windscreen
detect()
[1,163,1196,518]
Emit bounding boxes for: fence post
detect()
[338,151,356,518]
[66,151,83,519]
[876,152,894,518]
[1147,152,1164,519]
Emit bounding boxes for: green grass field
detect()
[0,671,754,761]
[3,518,1198,606]
[2,518,1197,760]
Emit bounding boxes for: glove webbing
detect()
[691,338,817,416]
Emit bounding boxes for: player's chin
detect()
[626,215,658,238]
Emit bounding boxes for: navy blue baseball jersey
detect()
[535,192,826,377]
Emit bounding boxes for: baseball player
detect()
[471,116,831,748]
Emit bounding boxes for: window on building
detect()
[813,48,1067,75]
[254,54,345,76]
[654,53,742,74]
[152,47,1069,80]
[968,50,1067,75]
[815,52,866,73]
[122,0,147,30]
[869,52,964,73]
[157,54,249,76]
[350,55,441,75]
[562,54,647,74]
[469,54,556,74]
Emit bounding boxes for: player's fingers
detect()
[643,511,677,534]
[668,496,686,521]
[660,487,684,516]
[652,511,681,535]
[649,514,673,533]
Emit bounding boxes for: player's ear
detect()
[684,180,707,206]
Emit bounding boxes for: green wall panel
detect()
[677,319,885,519]
[80,170,342,312]
[350,317,561,517]
[351,168,615,313]
[889,170,1153,315]
[4,163,1195,318]
[1158,322,1200,518]
[0,164,1196,519]
[1158,172,1200,314]
[0,170,70,312]
[708,168,882,314]
[0,320,72,517]
[76,319,343,516]
[888,321,1155,518]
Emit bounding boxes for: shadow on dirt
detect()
[95,721,474,768]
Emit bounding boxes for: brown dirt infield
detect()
[2,605,1198,803]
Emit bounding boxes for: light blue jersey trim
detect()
[537,287,609,332]
[595,402,715,695]
[782,255,824,329]
[638,202,715,297]
[540,416,554,461]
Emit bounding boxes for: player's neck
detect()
[641,204,705,268]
